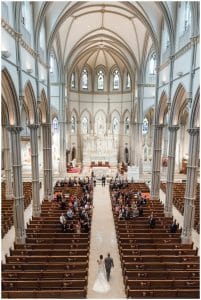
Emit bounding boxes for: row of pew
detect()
[1,182,32,238]
[110,182,200,298]
[2,184,92,298]
[160,182,200,233]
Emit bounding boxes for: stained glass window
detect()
[81,69,88,89]
[113,70,120,89]
[97,70,104,90]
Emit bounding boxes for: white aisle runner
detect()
[87,183,126,298]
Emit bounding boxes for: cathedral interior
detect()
[1,1,200,299]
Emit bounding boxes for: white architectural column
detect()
[7,125,26,244]
[118,120,124,162]
[42,123,53,199]
[77,120,81,163]
[165,125,179,217]
[2,126,13,199]
[29,124,41,217]
[181,128,199,244]
[150,124,164,200]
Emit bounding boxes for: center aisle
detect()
[87,183,126,298]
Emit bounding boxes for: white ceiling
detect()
[35,2,174,73]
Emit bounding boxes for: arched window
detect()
[71,116,76,133]
[142,117,149,135]
[71,72,75,88]
[125,117,130,134]
[97,70,104,90]
[113,69,120,90]
[149,53,156,75]
[81,69,88,89]
[184,2,191,32]
[81,117,88,134]
[50,53,54,73]
[112,117,119,134]
[52,117,58,132]
[126,73,131,88]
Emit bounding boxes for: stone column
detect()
[150,124,164,200]
[77,121,81,163]
[181,128,199,244]
[42,123,53,199]
[129,121,135,165]
[118,121,124,162]
[161,124,168,180]
[7,125,26,244]
[29,124,41,217]
[2,126,13,199]
[165,125,179,217]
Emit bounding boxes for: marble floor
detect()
[87,182,126,299]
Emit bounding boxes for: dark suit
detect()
[104,256,114,281]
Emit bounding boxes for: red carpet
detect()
[67,167,80,173]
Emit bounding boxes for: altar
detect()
[83,133,118,166]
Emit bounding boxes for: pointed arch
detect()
[39,89,48,123]
[122,109,131,121]
[169,84,187,126]
[110,109,121,121]
[1,68,20,126]
[156,91,168,125]
[80,108,92,122]
[71,108,79,122]
[23,81,37,124]
[190,87,200,128]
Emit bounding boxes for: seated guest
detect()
[148,212,156,228]
[138,205,143,217]
[57,192,62,202]
[66,208,74,220]
[60,198,66,210]
[133,205,139,218]
[75,221,81,233]
[60,213,66,232]
[142,195,147,205]
[170,219,178,233]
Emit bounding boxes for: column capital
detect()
[187,127,199,136]
[168,125,180,132]
[155,124,164,129]
[6,125,23,133]
[28,124,40,130]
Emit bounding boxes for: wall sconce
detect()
[27,68,33,74]
[2,50,11,58]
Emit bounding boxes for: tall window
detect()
[113,69,120,90]
[184,2,191,32]
[50,53,54,73]
[112,117,119,134]
[126,73,131,88]
[125,117,130,134]
[97,70,104,90]
[71,116,76,133]
[142,117,149,135]
[81,69,88,89]
[71,72,75,88]
[149,53,156,75]
[52,117,58,132]
[81,117,88,134]
[21,1,31,31]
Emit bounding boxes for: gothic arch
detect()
[39,89,48,124]
[23,81,37,124]
[1,68,20,126]
[156,91,168,125]
[122,109,131,122]
[71,108,79,122]
[110,109,121,121]
[169,84,187,126]
[80,109,92,123]
[190,87,200,128]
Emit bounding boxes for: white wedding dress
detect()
[92,259,110,293]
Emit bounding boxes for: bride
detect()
[92,255,110,293]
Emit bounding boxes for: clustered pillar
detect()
[182,128,199,244]
[42,123,53,200]
[7,125,26,244]
[150,124,164,200]
[2,126,13,199]
[29,124,41,217]
[165,125,179,217]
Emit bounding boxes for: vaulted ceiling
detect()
[35,1,175,75]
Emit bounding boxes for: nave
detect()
[1,177,200,298]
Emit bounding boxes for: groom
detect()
[104,253,114,281]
